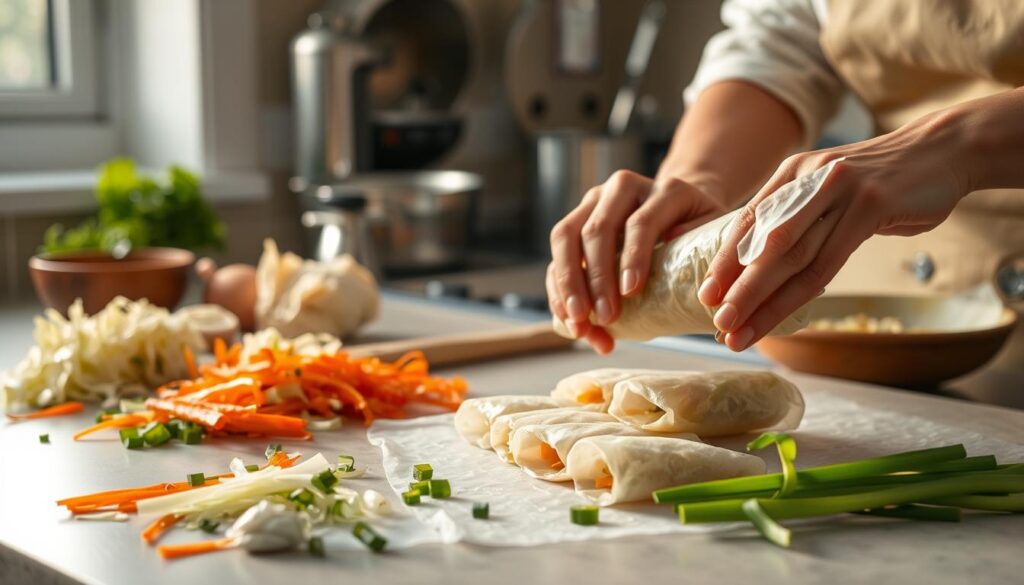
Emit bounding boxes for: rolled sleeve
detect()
[684,0,844,150]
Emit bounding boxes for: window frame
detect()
[0,0,100,118]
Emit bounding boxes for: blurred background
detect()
[0,0,870,304]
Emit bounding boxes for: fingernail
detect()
[698,277,721,305]
[817,288,826,297]
[566,295,586,321]
[620,269,638,295]
[714,303,738,331]
[714,330,725,344]
[594,297,612,325]
[729,326,754,351]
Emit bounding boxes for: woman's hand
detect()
[698,106,977,352]
[547,170,727,354]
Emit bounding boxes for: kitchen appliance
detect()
[304,171,482,274]
[301,194,383,279]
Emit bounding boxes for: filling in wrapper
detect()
[608,371,804,437]
[510,422,698,482]
[454,395,559,449]
[552,210,809,341]
[567,435,765,506]
[550,368,667,411]
[489,409,617,463]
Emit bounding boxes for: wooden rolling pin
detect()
[345,321,576,368]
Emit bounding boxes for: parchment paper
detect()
[368,392,1024,547]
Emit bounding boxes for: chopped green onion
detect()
[472,502,489,519]
[741,499,791,547]
[123,436,144,450]
[330,500,345,518]
[413,463,434,481]
[924,493,1024,512]
[855,504,961,522]
[403,490,421,506]
[678,474,1024,524]
[39,434,50,444]
[142,422,172,447]
[747,432,797,497]
[352,522,387,553]
[165,419,183,439]
[311,469,339,493]
[180,427,203,445]
[119,427,139,442]
[410,480,430,495]
[265,444,282,459]
[429,479,451,499]
[570,505,599,526]
[199,518,220,533]
[289,488,315,509]
[187,472,206,487]
[244,464,260,473]
[654,444,967,504]
[336,454,355,472]
[308,536,325,557]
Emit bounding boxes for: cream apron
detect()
[819,0,1024,370]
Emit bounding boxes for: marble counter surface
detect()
[1,294,1022,585]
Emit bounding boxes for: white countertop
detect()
[1,294,1023,585]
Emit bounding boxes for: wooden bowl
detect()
[756,295,1017,389]
[29,248,195,315]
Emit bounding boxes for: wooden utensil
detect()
[345,322,576,367]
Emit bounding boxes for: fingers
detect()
[580,171,647,324]
[584,326,615,355]
[723,206,875,351]
[713,206,842,334]
[545,262,566,322]
[619,179,708,298]
[549,189,601,337]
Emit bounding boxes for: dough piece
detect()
[255,240,379,339]
[509,422,698,482]
[552,210,808,340]
[454,395,560,449]
[489,409,617,463]
[608,371,804,437]
[550,368,665,411]
[567,435,765,505]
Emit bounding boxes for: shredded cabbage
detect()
[1,297,205,410]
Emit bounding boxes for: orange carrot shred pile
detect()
[6,401,85,421]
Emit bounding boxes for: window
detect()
[0,0,99,118]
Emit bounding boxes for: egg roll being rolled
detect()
[550,368,664,411]
[454,395,559,449]
[566,435,766,505]
[510,422,699,482]
[489,408,617,463]
[552,211,809,341]
[608,371,804,437]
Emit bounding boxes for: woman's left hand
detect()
[697,105,978,352]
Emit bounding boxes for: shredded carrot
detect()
[538,442,564,470]
[576,386,605,405]
[73,413,153,441]
[6,401,85,421]
[594,475,614,490]
[158,537,236,560]
[142,514,183,544]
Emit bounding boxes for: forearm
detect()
[656,80,804,208]
[959,87,1024,193]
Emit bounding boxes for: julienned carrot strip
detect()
[6,401,85,420]
[142,514,183,544]
[145,398,225,429]
[158,537,236,560]
[73,414,153,440]
[183,346,199,379]
[221,413,310,439]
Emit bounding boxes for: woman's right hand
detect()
[546,170,727,354]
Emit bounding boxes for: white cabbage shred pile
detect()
[1,297,205,410]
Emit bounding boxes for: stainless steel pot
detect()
[304,170,482,274]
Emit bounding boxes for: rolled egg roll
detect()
[566,435,766,505]
[552,211,808,341]
[608,371,804,437]
[510,422,698,482]
[489,408,617,463]
[550,368,665,411]
[454,395,559,449]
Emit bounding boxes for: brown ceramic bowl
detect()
[29,248,195,315]
[756,294,1017,389]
